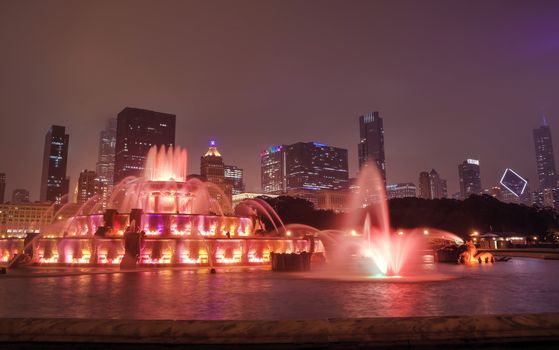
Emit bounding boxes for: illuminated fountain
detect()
[304,163,470,280]
[0,146,489,274]
[1,145,319,268]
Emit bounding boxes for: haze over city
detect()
[1,0,559,199]
[2,2,559,349]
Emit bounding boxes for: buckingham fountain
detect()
[0,145,320,268]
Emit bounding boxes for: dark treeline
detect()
[259,196,337,230]
[260,195,559,241]
[389,195,558,240]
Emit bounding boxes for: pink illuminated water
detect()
[107,145,232,215]
[317,162,459,278]
[144,145,188,182]
[328,163,419,276]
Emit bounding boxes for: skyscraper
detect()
[12,189,30,203]
[96,118,117,181]
[458,159,482,199]
[224,165,245,195]
[533,120,558,190]
[40,125,70,203]
[114,107,176,184]
[0,173,5,204]
[77,170,98,204]
[440,179,448,199]
[261,145,285,194]
[260,142,349,193]
[201,141,232,209]
[96,118,117,209]
[428,169,446,199]
[418,171,431,199]
[418,169,447,199]
[285,142,348,191]
[358,112,386,183]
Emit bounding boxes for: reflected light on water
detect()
[0,258,557,320]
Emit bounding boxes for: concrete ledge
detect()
[0,314,558,348]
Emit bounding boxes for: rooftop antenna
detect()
[542,112,548,126]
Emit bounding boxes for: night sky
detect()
[1,0,559,200]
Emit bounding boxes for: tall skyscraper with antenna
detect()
[358,112,386,184]
[533,116,558,190]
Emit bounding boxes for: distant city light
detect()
[312,142,327,148]
[260,145,283,157]
[467,159,479,165]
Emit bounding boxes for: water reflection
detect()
[0,258,557,320]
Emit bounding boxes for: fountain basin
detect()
[0,235,317,267]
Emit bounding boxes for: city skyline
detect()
[0,107,556,202]
[1,1,559,199]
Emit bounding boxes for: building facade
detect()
[224,165,245,195]
[114,107,175,184]
[12,189,30,203]
[96,118,117,184]
[284,142,348,191]
[77,170,98,204]
[458,159,482,199]
[418,170,447,199]
[418,172,430,199]
[287,189,351,212]
[428,169,446,199]
[0,202,53,238]
[260,142,348,194]
[358,112,386,183]
[386,183,417,199]
[261,145,285,194]
[96,118,117,209]
[533,121,558,190]
[40,125,70,204]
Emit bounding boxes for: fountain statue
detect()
[458,240,495,264]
